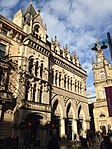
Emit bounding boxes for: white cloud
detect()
[0,0,111,94]
[0,0,19,8]
[0,8,12,18]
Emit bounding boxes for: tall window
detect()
[70,79,72,91]
[80,83,82,94]
[28,58,33,74]
[102,88,106,99]
[0,43,6,58]
[64,75,66,89]
[51,70,54,84]
[75,80,77,92]
[35,61,38,76]
[100,71,105,80]
[39,84,43,103]
[24,13,30,23]
[25,81,30,100]
[55,72,58,86]
[59,73,61,87]
[34,25,40,33]
[33,83,36,102]
[68,77,69,90]
[40,63,43,78]
[78,81,79,93]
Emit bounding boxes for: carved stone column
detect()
[72,119,78,138]
[60,117,65,138]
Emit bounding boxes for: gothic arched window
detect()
[34,25,40,33]
[28,57,34,75]
[55,72,58,86]
[59,73,61,87]
[35,61,38,76]
[64,75,66,89]
[40,63,43,78]
[68,77,69,90]
[70,78,72,91]
[33,83,36,102]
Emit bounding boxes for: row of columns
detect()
[60,117,88,140]
[0,22,23,43]
[26,80,48,102]
[52,70,85,94]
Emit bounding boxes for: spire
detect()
[24,1,37,16]
[30,0,32,4]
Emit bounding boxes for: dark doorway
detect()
[100,125,106,136]
[65,103,72,140]
[25,114,43,144]
[51,100,60,140]
[65,118,72,140]
[77,105,83,135]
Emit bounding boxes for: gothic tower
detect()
[92,44,112,134]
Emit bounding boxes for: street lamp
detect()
[91,32,112,59]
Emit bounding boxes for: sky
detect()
[0,0,112,95]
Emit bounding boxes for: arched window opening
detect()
[77,105,83,135]
[0,43,6,58]
[24,13,30,23]
[70,79,72,91]
[34,25,40,34]
[64,75,66,89]
[53,100,58,114]
[51,70,54,84]
[33,83,36,102]
[102,88,106,99]
[59,73,61,87]
[40,63,43,78]
[75,80,77,92]
[35,61,38,76]
[66,103,71,118]
[55,72,58,86]
[39,84,43,103]
[99,113,106,118]
[28,58,33,75]
[65,103,72,140]
[25,81,30,100]
[78,81,80,93]
[80,83,82,94]
[68,77,69,90]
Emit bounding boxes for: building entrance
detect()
[25,114,43,145]
[65,118,72,140]
[51,115,60,140]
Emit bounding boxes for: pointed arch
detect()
[52,95,65,118]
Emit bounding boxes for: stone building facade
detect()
[0,2,90,145]
[92,44,112,135]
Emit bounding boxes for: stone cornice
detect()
[23,34,51,57]
[21,100,51,112]
[0,15,26,36]
[51,56,87,78]
[52,86,88,103]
